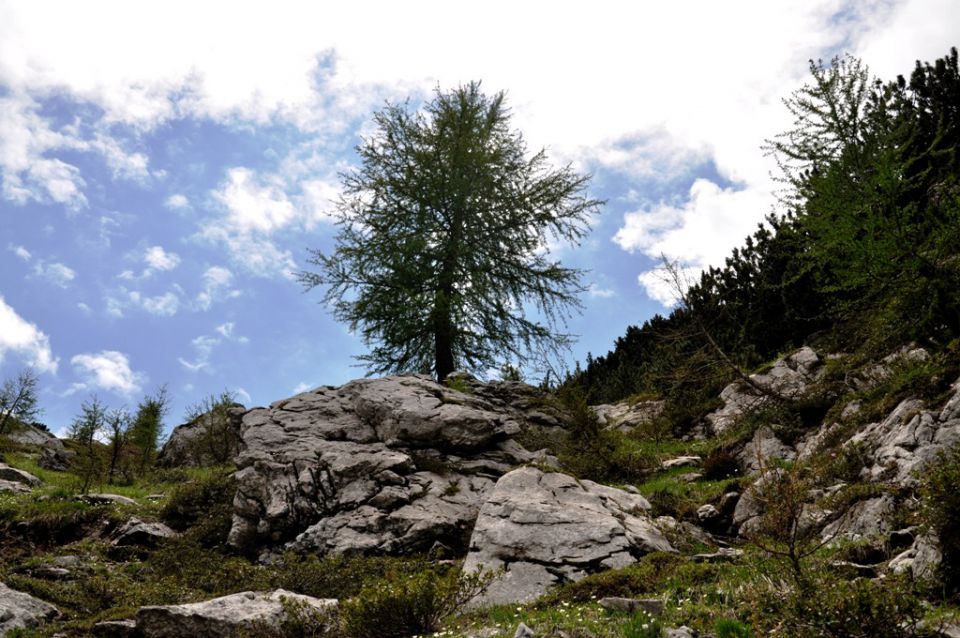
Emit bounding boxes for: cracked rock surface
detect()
[228,374,556,556]
[0,582,59,634]
[136,590,336,637]
[463,466,674,606]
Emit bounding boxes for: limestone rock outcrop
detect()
[706,347,822,434]
[157,404,245,468]
[228,374,555,556]
[0,582,59,634]
[592,400,664,433]
[135,590,336,637]
[463,466,674,606]
[0,463,41,487]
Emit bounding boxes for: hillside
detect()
[0,48,959,638]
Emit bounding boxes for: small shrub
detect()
[160,468,235,546]
[444,376,472,394]
[623,612,662,638]
[920,442,960,593]
[816,441,872,484]
[270,553,413,600]
[339,564,492,638]
[646,488,684,518]
[702,447,739,481]
[747,574,929,638]
[539,553,684,605]
[714,618,751,638]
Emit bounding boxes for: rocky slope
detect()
[3,346,960,636]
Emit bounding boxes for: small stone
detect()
[662,456,702,470]
[82,493,137,506]
[112,518,178,547]
[514,622,536,638]
[30,567,72,580]
[696,504,719,521]
[598,597,664,616]
[676,472,703,483]
[92,619,138,637]
[664,627,697,638]
[691,548,744,563]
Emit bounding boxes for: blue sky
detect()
[1,1,958,435]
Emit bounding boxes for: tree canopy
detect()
[566,48,960,419]
[300,82,602,381]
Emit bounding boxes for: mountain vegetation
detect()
[564,48,960,426]
[1,48,959,638]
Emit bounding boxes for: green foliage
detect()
[127,386,169,475]
[0,369,40,435]
[714,618,751,638]
[68,396,108,493]
[269,553,421,600]
[181,391,242,467]
[701,447,739,481]
[566,48,960,425]
[921,442,960,593]
[622,612,663,638]
[160,467,236,546]
[556,388,654,483]
[339,563,492,638]
[541,553,696,605]
[745,574,929,638]
[299,81,602,382]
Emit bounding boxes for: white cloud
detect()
[615,179,773,305]
[234,387,252,404]
[195,265,240,310]
[164,193,189,210]
[0,296,58,373]
[0,91,153,209]
[144,245,180,271]
[215,322,234,338]
[141,292,179,316]
[178,334,219,373]
[33,261,76,288]
[77,302,91,315]
[177,357,208,373]
[587,284,616,299]
[292,381,313,394]
[200,168,300,278]
[104,287,180,317]
[212,168,296,233]
[0,92,88,209]
[70,350,143,395]
[8,244,31,261]
[0,1,955,281]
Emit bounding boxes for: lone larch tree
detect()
[300,82,602,382]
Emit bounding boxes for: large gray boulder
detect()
[4,422,64,451]
[157,404,245,468]
[0,463,40,487]
[847,384,960,485]
[0,582,59,634]
[463,467,674,606]
[136,590,336,637]
[706,347,821,434]
[228,374,552,556]
[737,426,796,473]
[592,400,664,433]
[111,518,178,548]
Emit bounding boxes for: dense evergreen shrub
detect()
[921,442,960,594]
